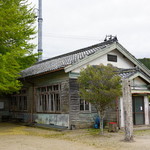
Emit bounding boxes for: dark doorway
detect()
[132,96,145,125]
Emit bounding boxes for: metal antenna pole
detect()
[38,0,43,61]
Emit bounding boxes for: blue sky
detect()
[30,0,150,59]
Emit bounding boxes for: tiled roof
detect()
[118,68,138,79]
[118,68,150,81]
[21,38,117,78]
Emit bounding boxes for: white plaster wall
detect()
[72,49,135,73]
[133,77,147,86]
[132,77,148,90]
[144,96,149,125]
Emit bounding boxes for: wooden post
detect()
[122,79,134,142]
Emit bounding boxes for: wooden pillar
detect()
[122,79,134,142]
[144,96,149,125]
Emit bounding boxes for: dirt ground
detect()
[0,123,150,150]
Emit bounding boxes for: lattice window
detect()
[10,89,27,111]
[36,84,61,113]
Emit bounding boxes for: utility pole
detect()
[38,0,43,61]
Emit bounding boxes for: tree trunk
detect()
[98,111,104,135]
[122,79,134,142]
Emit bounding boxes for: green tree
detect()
[0,0,37,94]
[138,58,150,70]
[78,64,122,134]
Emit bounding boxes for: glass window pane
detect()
[41,87,46,92]
[47,86,52,91]
[80,104,84,110]
[80,99,90,111]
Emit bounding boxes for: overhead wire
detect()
[43,33,103,41]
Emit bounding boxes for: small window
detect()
[55,94,60,111]
[36,88,41,93]
[0,102,4,109]
[80,99,90,111]
[41,87,46,92]
[54,85,59,91]
[21,89,26,94]
[107,54,117,62]
[47,86,52,91]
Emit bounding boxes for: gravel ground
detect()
[0,123,150,150]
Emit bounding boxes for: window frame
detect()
[0,102,4,110]
[35,84,61,113]
[80,98,91,112]
[10,89,28,112]
[107,54,117,62]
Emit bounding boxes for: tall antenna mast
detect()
[38,0,43,61]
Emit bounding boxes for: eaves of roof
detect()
[20,67,64,79]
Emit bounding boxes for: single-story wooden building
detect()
[1,37,150,129]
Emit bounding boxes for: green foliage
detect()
[0,0,37,94]
[78,64,122,112]
[138,58,150,110]
[138,58,150,70]
[78,64,122,134]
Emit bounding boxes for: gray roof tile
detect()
[21,39,116,78]
[119,69,137,79]
[118,68,150,80]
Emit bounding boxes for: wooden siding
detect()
[60,80,70,113]
[69,78,97,129]
[69,78,118,128]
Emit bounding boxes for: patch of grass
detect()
[134,129,150,136]
[86,128,99,135]
[0,126,28,135]
[86,128,111,136]
[0,123,65,138]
